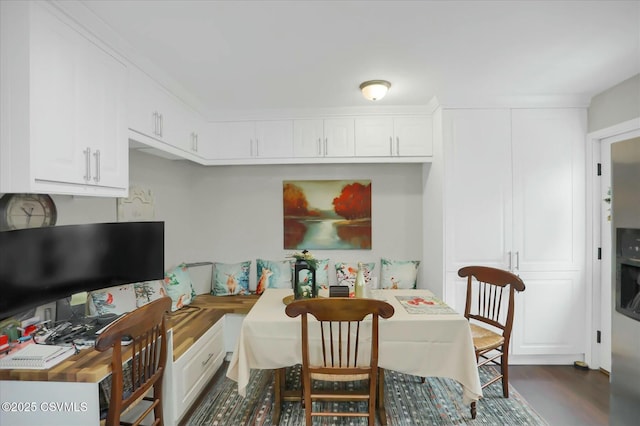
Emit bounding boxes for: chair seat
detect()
[311,372,370,382]
[470,323,505,352]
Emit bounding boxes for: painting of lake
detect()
[283,180,371,250]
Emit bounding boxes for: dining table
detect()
[226,288,483,424]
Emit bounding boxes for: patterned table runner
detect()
[395,295,458,314]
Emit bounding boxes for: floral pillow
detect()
[133,280,167,307]
[379,258,420,289]
[162,263,194,311]
[89,284,137,316]
[212,261,251,296]
[256,259,293,295]
[334,262,375,297]
[314,259,330,289]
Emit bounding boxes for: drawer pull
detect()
[202,352,214,367]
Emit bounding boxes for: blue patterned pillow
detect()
[256,259,292,295]
[90,284,137,315]
[314,259,330,289]
[335,262,375,297]
[379,258,420,289]
[212,261,251,296]
[162,263,194,311]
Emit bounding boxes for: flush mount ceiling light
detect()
[359,80,391,101]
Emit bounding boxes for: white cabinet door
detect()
[355,117,394,156]
[511,109,586,273]
[355,116,432,157]
[77,32,127,189]
[293,119,324,157]
[394,116,433,156]
[31,4,85,186]
[255,120,293,158]
[213,122,254,159]
[324,118,355,157]
[444,109,513,271]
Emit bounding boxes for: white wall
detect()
[50,151,426,290]
[187,162,424,290]
[588,74,640,132]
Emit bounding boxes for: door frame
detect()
[585,117,640,370]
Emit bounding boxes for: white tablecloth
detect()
[226,288,482,405]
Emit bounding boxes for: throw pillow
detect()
[212,261,251,296]
[89,284,137,316]
[334,262,375,297]
[379,258,420,289]
[133,280,167,307]
[315,259,330,289]
[163,263,194,311]
[256,259,292,295]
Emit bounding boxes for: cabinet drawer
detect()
[174,320,224,420]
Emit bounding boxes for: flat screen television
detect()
[0,222,164,321]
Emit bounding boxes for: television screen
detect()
[0,222,164,321]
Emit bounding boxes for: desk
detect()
[226,288,482,422]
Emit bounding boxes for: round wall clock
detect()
[0,193,57,231]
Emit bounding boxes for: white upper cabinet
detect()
[212,120,293,159]
[293,118,355,158]
[0,1,127,196]
[355,116,432,157]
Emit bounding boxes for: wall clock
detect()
[0,194,57,231]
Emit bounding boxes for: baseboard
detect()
[509,354,586,366]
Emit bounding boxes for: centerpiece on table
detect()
[289,250,318,299]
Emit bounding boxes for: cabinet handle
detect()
[202,352,214,367]
[93,150,101,183]
[159,113,163,137]
[324,138,328,156]
[83,147,91,182]
[508,251,512,271]
[255,139,259,157]
[195,133,198,151]
[317,138,322,156]
[390,137,393,156]
[152,112,157,135]
[515,251,520,271]
[396,136,400,156]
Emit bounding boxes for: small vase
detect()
[294,259,317,299]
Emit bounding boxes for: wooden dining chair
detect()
[285,297,394,425]
[459,265,525,398]
[95,297,172,426]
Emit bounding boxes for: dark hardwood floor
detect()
[509,365,610,426]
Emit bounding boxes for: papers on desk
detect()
[395,295,457,315]
[0,344,75,369]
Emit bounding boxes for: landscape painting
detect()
[283,180,372,250]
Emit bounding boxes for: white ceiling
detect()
[81,0,640,117]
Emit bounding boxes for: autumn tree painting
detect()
[283,180,371,250]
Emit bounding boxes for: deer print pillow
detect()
[212,261,251,296]
[379,258,420,289]
[256,259,293,295]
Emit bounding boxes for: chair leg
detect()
[154,383,164,426]
[369,375,377,425]
[501,349,509,398]
[303,374,312,425]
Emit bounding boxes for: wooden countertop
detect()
[0,294,259,383]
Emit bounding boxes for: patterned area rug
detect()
[185,366,547,425]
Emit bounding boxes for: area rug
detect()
[185,366,547,425]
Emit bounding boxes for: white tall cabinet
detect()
[442,107,586,359]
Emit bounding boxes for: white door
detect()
[31,5,85,185]
[293,119,324,157]
[354,117,393,156]
[443,109,513,271]
[324,119,355,157]
[511,109,586,273]
[394,116,433,156]
[255,120,293,158]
